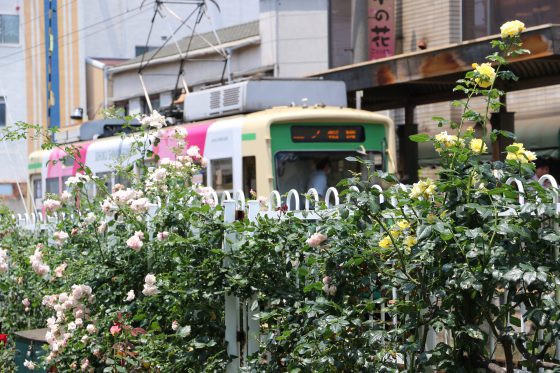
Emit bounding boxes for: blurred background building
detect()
[320,0,560,181]
[0,0,257,212]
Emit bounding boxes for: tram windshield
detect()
[274,151,383,197]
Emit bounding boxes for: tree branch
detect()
[515,338,560,369]
[476,357,506,373]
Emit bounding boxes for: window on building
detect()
[0,97,5,127]
[0,14,19,44]
[141,95,160,113]
[463,0,560,40]
[113,101,129,117]
[329,0,352,68]
[46,177,60,195]
[32,178,42,199]
[135,46,157,56]
[0,183,13,196]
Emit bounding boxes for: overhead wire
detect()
[137,3,202,74]
[0,0,211,215]
[0,1,156,67]
[0,9,153,70]
[137,2,161,79]
[17,0,77,31]
[200,1,230,83]
[161,2,206,98]
[0,3,155,215]
[136,1,206,111]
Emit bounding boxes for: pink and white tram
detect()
[28,81,396,214]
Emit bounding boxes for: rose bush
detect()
[0,20,558,373]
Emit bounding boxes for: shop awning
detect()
[313,24,560,111]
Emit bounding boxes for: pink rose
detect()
[156,231,169,241]
[44,199,61,213]
[306,233,327,247]
[126,234,143,251]
[54,262,67,278]
[110,324,121,336]
[186,145,201,159]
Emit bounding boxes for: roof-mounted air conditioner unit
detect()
[183,79,348,122]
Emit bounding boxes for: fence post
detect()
[245,200,261,361]
[223,200,240,372]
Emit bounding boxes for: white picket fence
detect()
[8,175,560,371]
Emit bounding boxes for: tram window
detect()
[33,179,42,199]
[274,151,383,197]
[61,176,70,190]
[242,156,256,197]
[210,158,233,192]
[46,177,59,195]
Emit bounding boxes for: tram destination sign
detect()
[291,125,365,143]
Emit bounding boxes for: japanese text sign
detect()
[368,0,395,60]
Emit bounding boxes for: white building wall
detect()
[82,0,259,60]
[0,3,28,185]
[0,3,28,213]
[259,0,329,78]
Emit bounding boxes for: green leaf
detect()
[542,233,560,243]
[466,327,484,340]
[303,282,323,293]
[178,325,192,338]
[510,315,521,327]
[523,272,537,285]
[149,320,161,332]
[409,133,431,143]
[417,225,432,241]
[504,268,523,282]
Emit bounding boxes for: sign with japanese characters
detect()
[368,0,395,60]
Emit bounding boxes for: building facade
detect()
[23,0,257,145]
[109,0,330,114]
[0,1,29,212]
[111,0,559,176]
[0,0,257,212]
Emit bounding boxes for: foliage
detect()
[0,20,558,373]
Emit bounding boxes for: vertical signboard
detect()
[368,0,395,60]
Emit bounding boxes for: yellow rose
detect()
[379,236,392,249]
[390,229,401,239]
[472,63,496,88]
[404,236,417,248]
[500,20,525,39]
[434,131,464,153]
[409,179,437,199]
[523,150,537,162]
[397,220,410,230]
[506,142,537,164]
[469,138,487,154]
